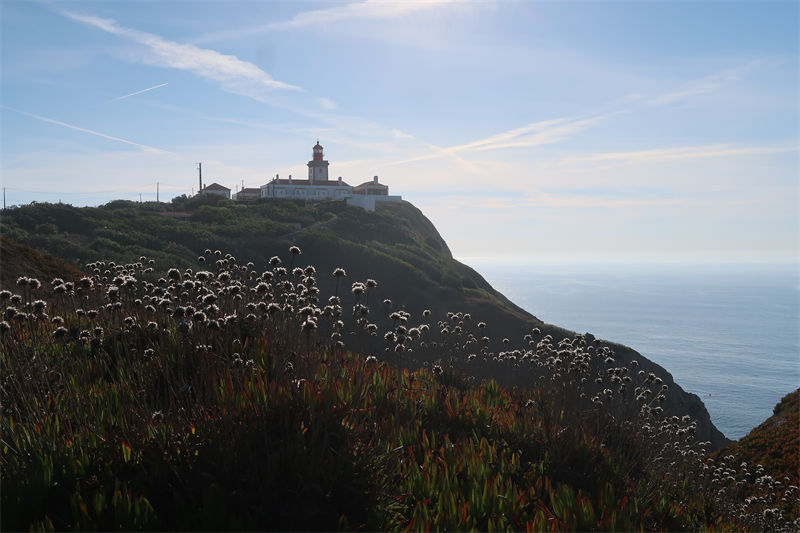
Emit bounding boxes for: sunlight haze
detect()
[2,0,797,262]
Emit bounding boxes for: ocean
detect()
[462,260,800,441]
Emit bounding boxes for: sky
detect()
[1,0,798,263]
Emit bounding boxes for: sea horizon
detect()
[461,258,800,441]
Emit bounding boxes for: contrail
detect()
[3,106,172,154]
[109,83,168,103]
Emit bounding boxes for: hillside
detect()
[716,389,799,486]
[0,197,530,324]
[0,237,85,287]
[1,202,795,530]
[0,196,727,448]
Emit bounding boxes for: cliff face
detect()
[0,198,729,448]
[600,340,730,447]
[292,201,730,447]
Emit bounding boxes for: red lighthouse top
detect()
[312,140,323,161]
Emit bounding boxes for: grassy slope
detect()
[716,389,800,486]
[0,250,737,531]
[0,197,728,447]
[1,216,795,531]
[0,330,719,531]
[0,198,531,324]
[0,237,85,287]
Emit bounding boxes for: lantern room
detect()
[312,141,324,161]
[308,140,330,183]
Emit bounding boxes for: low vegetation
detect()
[0,237,85,288]
[2,245,796,531]
[0,196,489,307]
[0,199,736,453]
[708,390,800,526]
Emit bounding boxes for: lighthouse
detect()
[307,140,330,183]
[259,141,401,210]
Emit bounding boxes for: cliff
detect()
[0,197,728,448]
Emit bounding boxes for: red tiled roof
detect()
[237,188,261,194]
[271,179,351,187]
[204,183,230,191]
[354,181,387,189]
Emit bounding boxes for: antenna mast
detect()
[198,162,203,193]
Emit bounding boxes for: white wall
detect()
[346,195,402,211]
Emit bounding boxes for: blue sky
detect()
[1,0,797,262]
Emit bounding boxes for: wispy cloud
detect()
[386,114,610,167]
[441,62,766,160]
[432,192,690,211]
[523,193,688,209]
[108,82,168,103]
[270,0,461,29]
[466,115,611,152]
[3,106,171,154]
[386,60,770,171]
[650,60,770,106]
[557,143,798,167]
[391,129,415,140]
[61,10,304,103]
[193,0,463,44]
[316,97,338,110]
[652,74,737,106]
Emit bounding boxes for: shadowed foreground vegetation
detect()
[2,245,796,531]
[0,197,730,448]
[713,390,800,505]
[0,237,85,288]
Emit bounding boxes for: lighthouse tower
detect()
[307,140,330,183]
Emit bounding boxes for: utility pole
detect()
[157,182,160,202]
[198,162,203,194]
[139,193,142,203]
[2,187,5,210]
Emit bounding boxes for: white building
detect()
[353,176,389,196]
[348,175,402,211]
[259,142,402,211]
[232,187,261,201]
[200,183,230,198]
[261,142,353,200]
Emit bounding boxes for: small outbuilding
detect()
[233,187,261,201]
[200,183,231,199]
